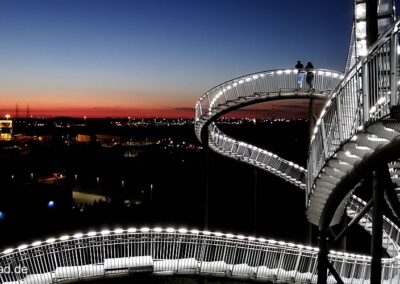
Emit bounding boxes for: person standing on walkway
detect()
[305,62,314,90]
[295,60,304,88]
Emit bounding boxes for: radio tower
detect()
[15,103,19,119]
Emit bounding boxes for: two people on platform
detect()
[295,61,314,90]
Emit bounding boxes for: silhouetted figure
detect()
[305,62,314,90]
[295,60,304,88]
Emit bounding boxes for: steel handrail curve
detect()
[0,227,393,284]
[209,123,307,188]
[195,68,344,142]
[194,68,343,189]
[307,19,400,199]
[348,195,400,257]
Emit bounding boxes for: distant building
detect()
[0,119,13,141]
[76,134,91,143]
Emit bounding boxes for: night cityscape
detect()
[1,1,400,284]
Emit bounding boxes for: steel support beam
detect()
[366,0,378,47]
[317,230,329,284]
[390,34,398,106]
[371,170,384,283]
[327,261,345,284]
[331,198,373,247]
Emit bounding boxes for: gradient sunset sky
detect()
[0,0,355,118]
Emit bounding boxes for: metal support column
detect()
[362,63,370,123]
[317,230,329,284]
[253,168,258,235]
[307,98,318,245]
[371,170,384,283]
[204,131,209,230]
[366,0,378,47]
[390,34,398,106]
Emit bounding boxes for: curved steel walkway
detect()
[2,4,400,284]
[192,19,400,283]
[0,223,398,284]
[195,68,343,189]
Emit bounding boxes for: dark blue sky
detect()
[0,0,356,117]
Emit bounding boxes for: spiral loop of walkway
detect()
[3,4,400,284]
[192,18,400,283]
[195,68,343,189]
[307,20,400,227]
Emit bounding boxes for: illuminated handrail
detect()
[209,123,307,189]
[348,195,400,257]
[307,19,400,199]
[195,68,344,142]
[1,227,394,284]
[194,69,343,189]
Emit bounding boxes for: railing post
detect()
[390,33,398,106]
[320,119,329,159]
[362,63,370,123]
[336,97,344,141]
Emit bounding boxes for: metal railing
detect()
[307,20,400,198]
[194,69,343,188]
[348,195,400,257]
[208,123,307,189]
[195,68,344,142]
[1,227,396,284]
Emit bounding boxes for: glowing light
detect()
[32,241,42,246]
[87,231,97,236]
[357,40,368,57]
[114,228,124,234]
[73,233,83,238]
[46,238,56,243]
[166,227,175,233]
[101,230,110,235]
[178,228,187,233]
[377,97,386,105]
[140,227,150,232]
[18,244,28,250]
[3,248,13,254]
[59,235,70,241]
[356,21,367,39]
[154,227,162,232]
[367,136,388,142]
[355,3,366,19]
[47,201,55,208]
